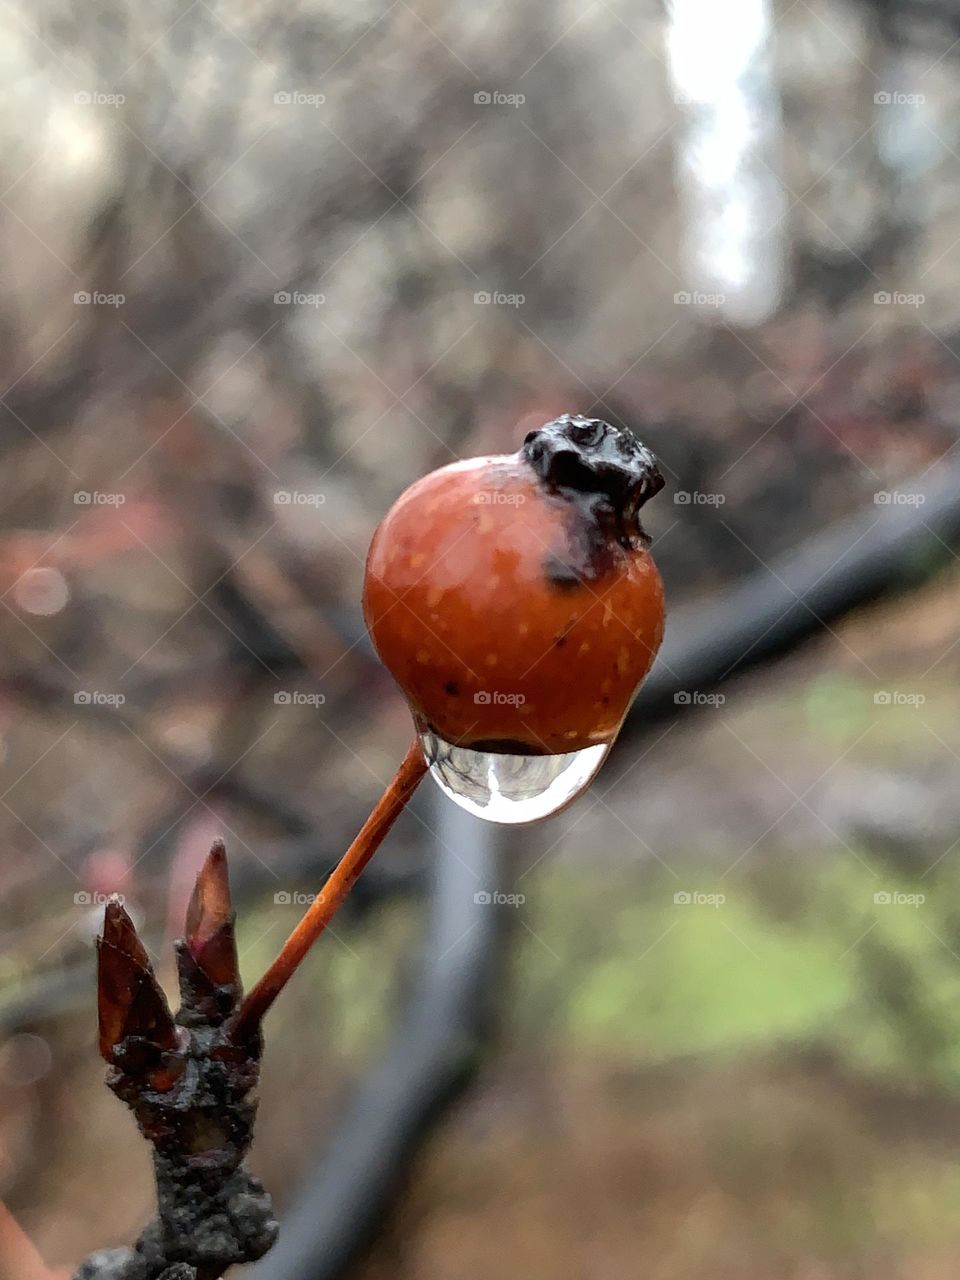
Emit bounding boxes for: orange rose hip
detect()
[363,415,666,765]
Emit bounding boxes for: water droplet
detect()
[418,728,609,824]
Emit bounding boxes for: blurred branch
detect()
[1,672,314,837]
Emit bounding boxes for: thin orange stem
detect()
[233,740,427,1041]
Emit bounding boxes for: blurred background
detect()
[4,0,960,1275]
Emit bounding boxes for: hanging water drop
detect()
[418,727,610,824]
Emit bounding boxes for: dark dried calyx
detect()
[521,414,664,549]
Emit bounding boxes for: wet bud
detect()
[97,897,177,1067]
[179,839,240,1020]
